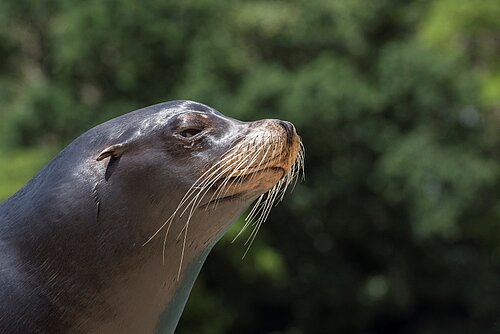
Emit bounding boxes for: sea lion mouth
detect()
[212,166,286,192]
[199,166,287,208]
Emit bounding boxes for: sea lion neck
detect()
[3,152,247,333]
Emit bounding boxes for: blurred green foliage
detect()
[0,148,55,199]
[0,0,499,333]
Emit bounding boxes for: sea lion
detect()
[0,100,304,333]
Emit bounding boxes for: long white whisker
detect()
[143,147,243,246]
[209,147,263,208]
[232,193,265,243]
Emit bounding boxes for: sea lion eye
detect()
[179,128,203,138]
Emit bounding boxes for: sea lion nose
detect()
[278,120,296,141]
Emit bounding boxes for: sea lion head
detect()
[93,100,304,249]
[88,100,304,332]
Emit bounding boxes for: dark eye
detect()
[179,128,203,138]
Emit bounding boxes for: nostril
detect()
[278,120,296,137]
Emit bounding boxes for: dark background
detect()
[1,0,500,333]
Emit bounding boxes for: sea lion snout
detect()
[248,118,302,173]
[201,118,303,203]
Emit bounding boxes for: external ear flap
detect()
[96,143,127,161]
[96,127,139,161]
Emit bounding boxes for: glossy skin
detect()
[0,101,298,333]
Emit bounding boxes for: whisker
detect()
[142,150,239,247]
[172,143,267,274]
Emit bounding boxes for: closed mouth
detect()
[212,166,285,188]
[200,166,286,208]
